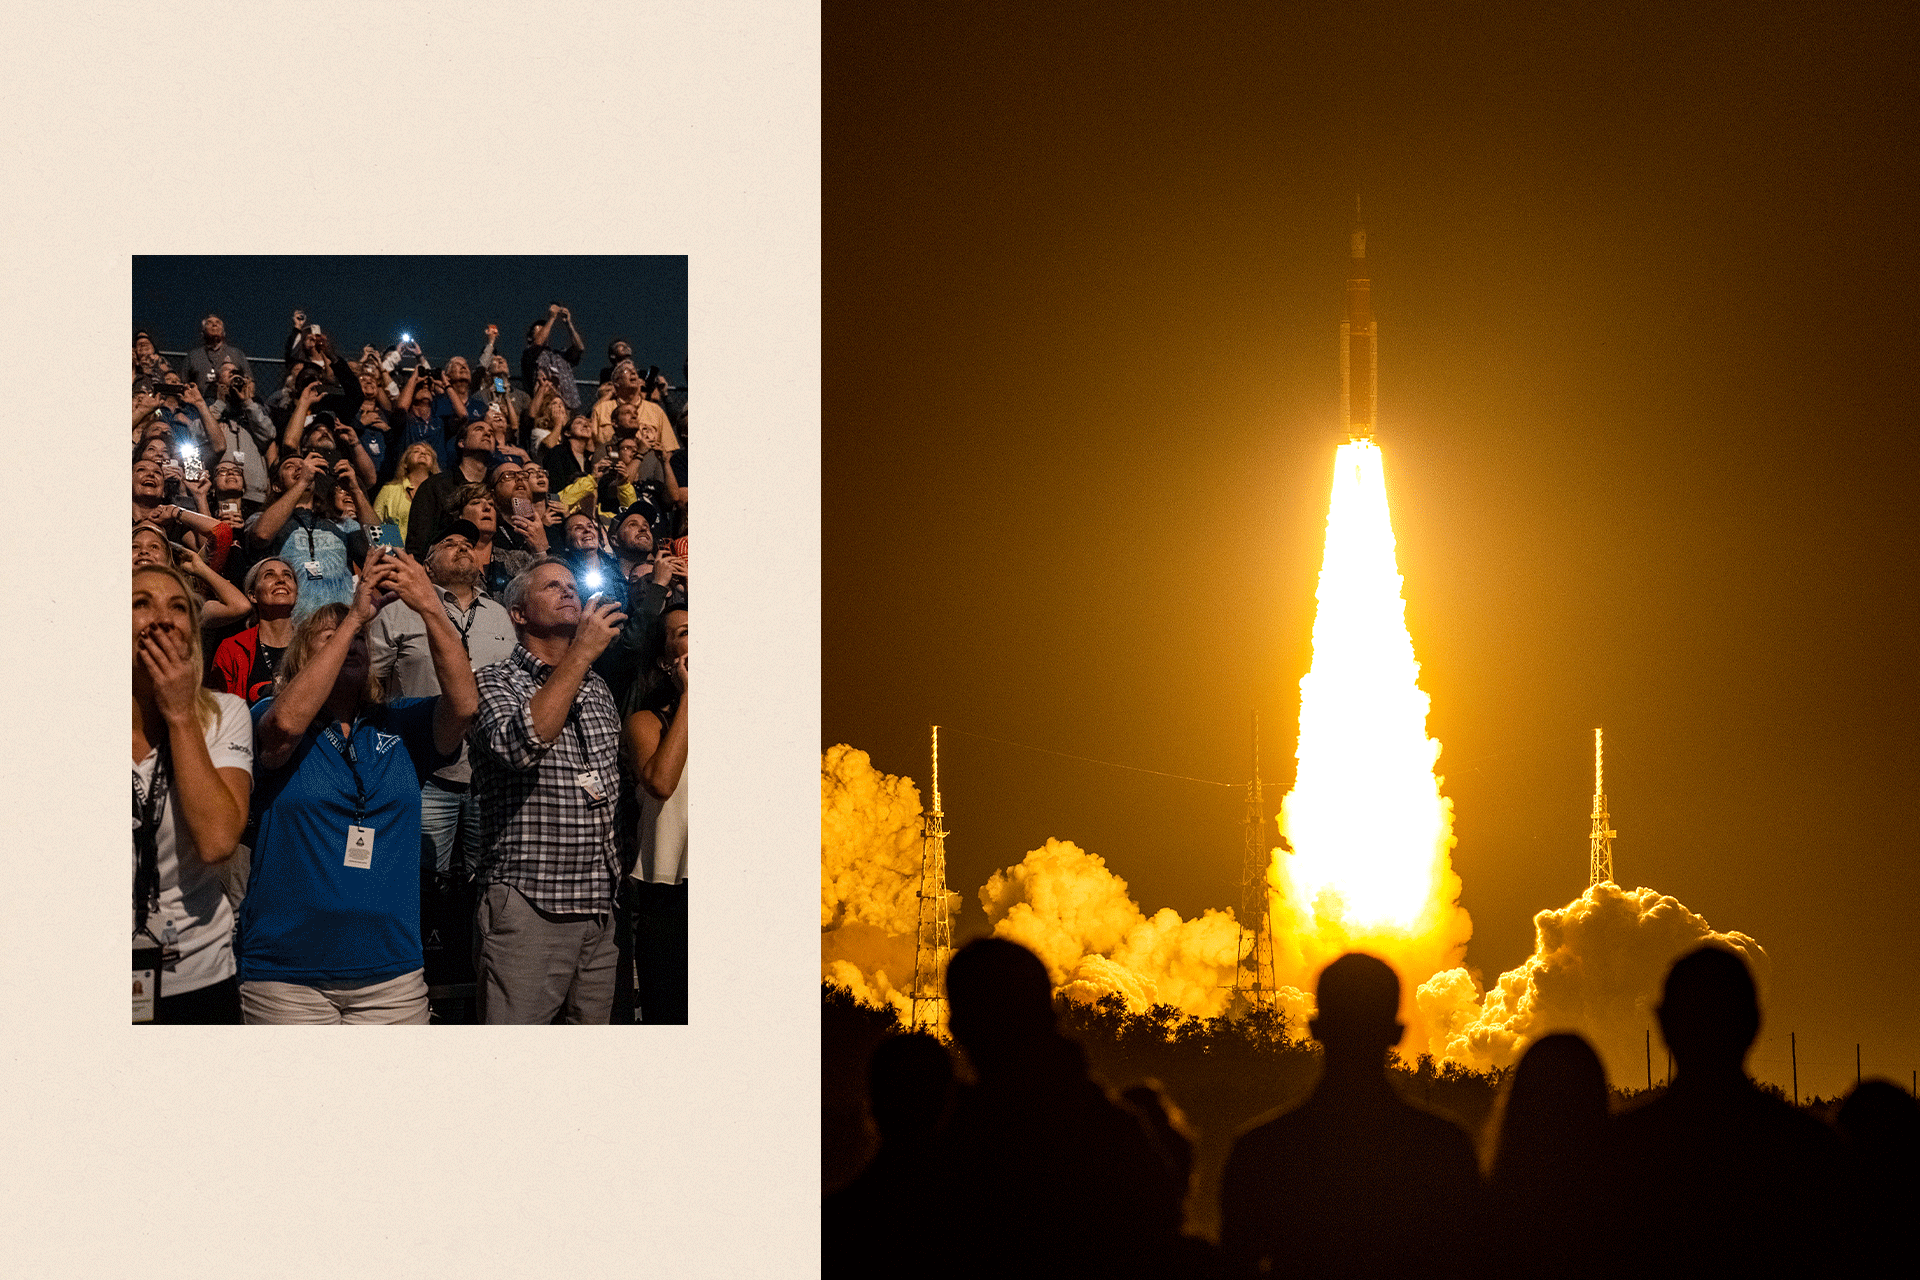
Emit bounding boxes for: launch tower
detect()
[909,725,955,1033]
[1340,199,1377,442]
[1233,712,1280,1015]
[1588,728,1617,887]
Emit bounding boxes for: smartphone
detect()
[494,376,507,394]
[182,455,205,483]
[513,498,534,522]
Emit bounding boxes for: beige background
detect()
[2,5,819,1275]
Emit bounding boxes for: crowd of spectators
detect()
[131,303,689,1025]
[824,942,1917,1278]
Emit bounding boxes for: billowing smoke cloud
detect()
[980,838,1244,1019]
[821,745,950,1022]
[1416,881,1767,1087]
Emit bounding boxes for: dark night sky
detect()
[824,4,1918,1099]
[133,255,687,386]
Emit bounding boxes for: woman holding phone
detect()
[236,547,478,1024]
[621,605,688,1023]
[132,563,253,1023]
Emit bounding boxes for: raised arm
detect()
[385,552,479,755]
[623,674,687,801]
[250,458,317,548]
[141,627,249,863]
[179,545,252,627]
[255,551,395,770]
[281,382,325,453]
[332,459,377,528]
[183,382,228,455]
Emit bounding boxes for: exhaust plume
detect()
[821,744,937,1022]
[1417,881,1768,1084]
[1265,441,1472,1050]
[982,838,1243,1019]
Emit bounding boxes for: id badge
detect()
[576,770,609,808]
[132,940,163,1024]
[303,560,325,579]
[344,824,376,869]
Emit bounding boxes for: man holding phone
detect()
[183,314,253,397]
[469,558,627,1023]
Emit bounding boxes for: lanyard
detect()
[132,737,172,939]
[443,594,477,654]
[323,716,371,823]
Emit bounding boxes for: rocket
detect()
[1340,199,1376,442]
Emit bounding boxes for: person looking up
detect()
[1613,946,1849,1277]
[931,937,1185,1278]
[823,1032,955,1273]
[1486,1033,1617,1279]
[372,443,441,544]
[208,558,301,705]
[521,303,585,412]
[1220,952,1482,1279]
[247,453,370,625]
[132,564,253,1024]
[182,313,253,399]
[620,606,688,1024]
[541,412,599,492]
[591,359,679,453]
[405,419,496,560]
[559,512,623,607]
[368,521,518,884]
[133,329,173,384]
[469,558,627,1023]
[237,548,477,1025]
[211,363,274,504]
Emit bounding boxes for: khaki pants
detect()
[473,883,617,1024]
[239,969,430,1025]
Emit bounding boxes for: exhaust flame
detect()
[1268,441,1471,1039]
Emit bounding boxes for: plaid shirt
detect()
[470,644,622,915]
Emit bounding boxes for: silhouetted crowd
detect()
[825,941,1916,1278]
[133,305,688,1024]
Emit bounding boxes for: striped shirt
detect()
[469,644,622,915]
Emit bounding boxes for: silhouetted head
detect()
[946,937,1056,1069]
[868,1032,954,1146]
[1837,1080,1920,1163]
[1309,953,1403,1060]
[1657,946,1760,1076]
[1491,1033,1610,1187]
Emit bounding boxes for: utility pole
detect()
[908,726,954,1035]
[1791,1031,1798,1106]
[1589,728,1616,887]
[1857,1044,1861,1088]
[1646,1029,1652,1092]
[1232,711,1279,1016]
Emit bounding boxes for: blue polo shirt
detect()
[237,696,450,986]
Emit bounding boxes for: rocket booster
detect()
[1340,200,1377,442]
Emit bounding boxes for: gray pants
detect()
[473,883,616,1024]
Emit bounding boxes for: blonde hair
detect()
[131,564,220,733]
[400,443,440,476]
[276,603,385,706]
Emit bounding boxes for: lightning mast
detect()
[1234,712,1279,1014]
[909,725,954,1034]
[1589,728,1617,887]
